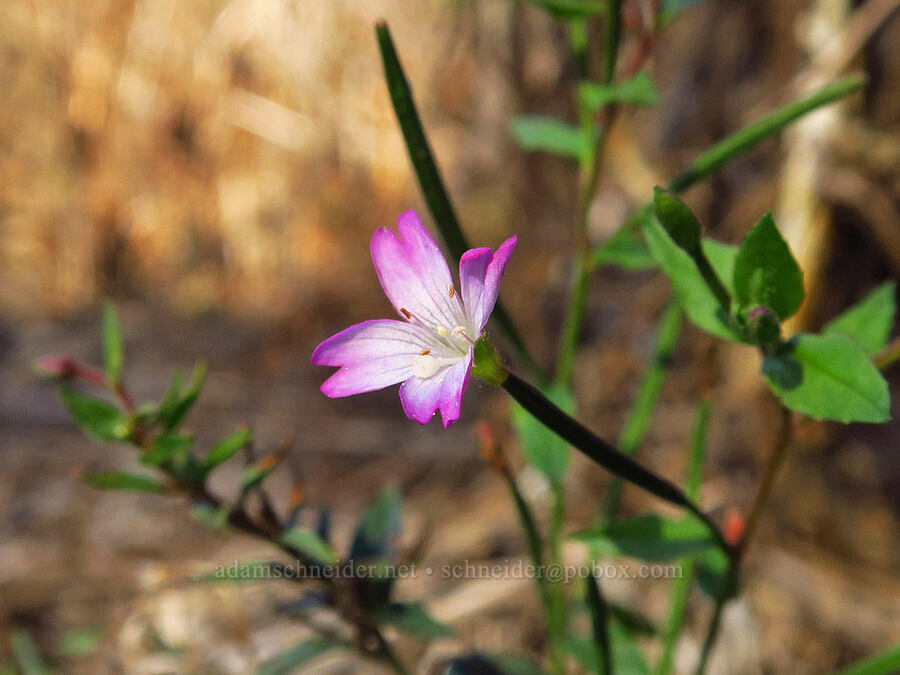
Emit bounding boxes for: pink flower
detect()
[312,210,516,428]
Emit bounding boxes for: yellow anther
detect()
[448,284,456,298]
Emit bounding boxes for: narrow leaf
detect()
[162,362,206,431]
[824,281,896,356]
[350,486,403,560]
[140,433,193,467]
[510,116,584,159]
[575,514,715,561]
[102,302,124,385]
[733,212,804,320]
[763,333,890,423]
[84,472,167,493]
[378,602,454,639]
[155,369,184,427]
[579,72,659,110]
[281,528,338,566]
[58,388,129,441]
[203,427,252,470]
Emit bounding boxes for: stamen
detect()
[400,307,412,319]
[452,325,476,345]
[419,349,431,355]
[437,326,448,337]
[448,284,455,298]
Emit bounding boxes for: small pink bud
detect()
[33,355,78,380]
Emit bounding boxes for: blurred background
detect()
[2,0,899,672]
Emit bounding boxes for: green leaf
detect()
[510,116,585,159]
[512,384,574,484]
[824,282,896,356]
[239,458,278,498]
[281,528,338,566]
[155,369,184,427]
[257,636,342,675]
[84,472,167,493]
[191,503,230,530]
[701,239,738,296]
[512,0,607,19]
[695,547,731,599]
[377,602,454,639]
[203,427,252,471]
[140,433,193,467]
[579,73,659,111]
[350,486,403,560]
[763,333,890,423]
[832,643,900,675]
[102,301,124,386]
[733,212,804,320]
[161,362,206,432]
[643,218,741,342]
[575,514,716,562]
[59,388,130,441]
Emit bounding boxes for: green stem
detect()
[603,0,622,84]
[603,302,682,520]
[501,372,730,554]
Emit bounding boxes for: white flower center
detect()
[412,353,443,379]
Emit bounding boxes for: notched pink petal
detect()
[399,350,473,427]
[458,236,517,330]
[312,319,430,397]
[370,210,459,324]
[311,319,430,366]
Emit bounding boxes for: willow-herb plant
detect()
[37,2,900,674]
